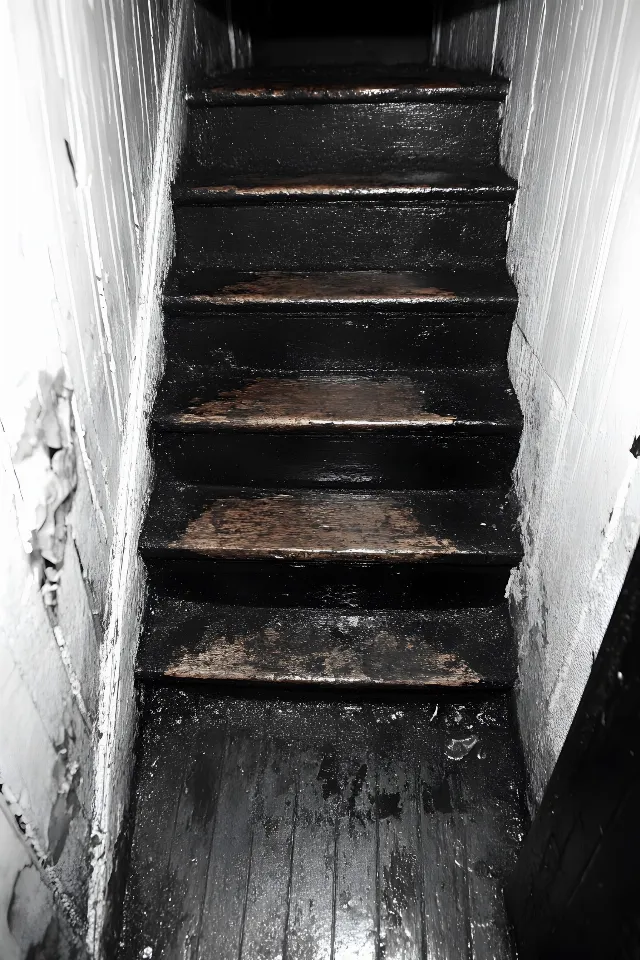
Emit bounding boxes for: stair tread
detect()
[188,65,509,105]
[119,687,525,960]
[154,368,521,432]
[142,483,521,563]
[165,268,517,311]
[173,168,517,202]
[138,600,515,687]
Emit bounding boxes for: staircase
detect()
[118,45,527,960]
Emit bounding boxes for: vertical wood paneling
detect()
[497,0,640,806]
[418,0,640,808]
[0,0,241,954]
[432,2,500,72]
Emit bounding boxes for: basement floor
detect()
[119,688,526,960]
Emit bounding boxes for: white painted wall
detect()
[0,1,243,956]
[433,0,640,806]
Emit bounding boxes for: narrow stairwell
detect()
[117,45,527,960]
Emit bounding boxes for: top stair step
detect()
[188,67,509,106]
[185,67,507,173]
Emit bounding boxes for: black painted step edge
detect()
[163,280,518,315]
[186,78,509,107]
[152,415,523,435]
[172,180,517,205]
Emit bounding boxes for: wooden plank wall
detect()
[432,0,640,808]
[0,2,245,956]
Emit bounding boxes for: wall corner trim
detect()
[85,0,189,952]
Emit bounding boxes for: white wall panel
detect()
[430,0,640,807]
[0,0,240,955]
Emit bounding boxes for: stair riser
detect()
[154,432,519,489]
[145,559,515,610]
[164,312,515,370]
[254,37,431,67]
[187,102,501,175]
[174,201,509,273]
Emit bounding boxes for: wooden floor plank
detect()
[196,714,265,960]
[332,737,378,960]
[240,730,298,960]
[284,747,337,960]
[377,753,423,960]
[161,708,228,957]
[118,691,196,959]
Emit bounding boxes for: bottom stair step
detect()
[137,601,516,688]
[119,687,526,960]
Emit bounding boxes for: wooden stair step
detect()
[154,369,521,433]
[187,67,509,106]
[186,71,504,174]
[141,484,521,563]
[165,269,517,313]
[137,601,515,688]
[173,168,517,203]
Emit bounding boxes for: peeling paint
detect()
[12,370,77,615]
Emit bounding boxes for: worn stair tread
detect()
[142,483,521,563]
[137,600,515,687]
[119,687,525,960]
[173,168,517,203]
[188,66,509,105]
[154,368,521,433]
[165,268,517,312]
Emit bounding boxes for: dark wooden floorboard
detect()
[117,697,197,958]
[240,732,298,960]
[332,742,378,960]
[285,745,337,960]
[161,708,226,957]
[197,721,264,959]
[377,753,422,959]
[119,690,525,960]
